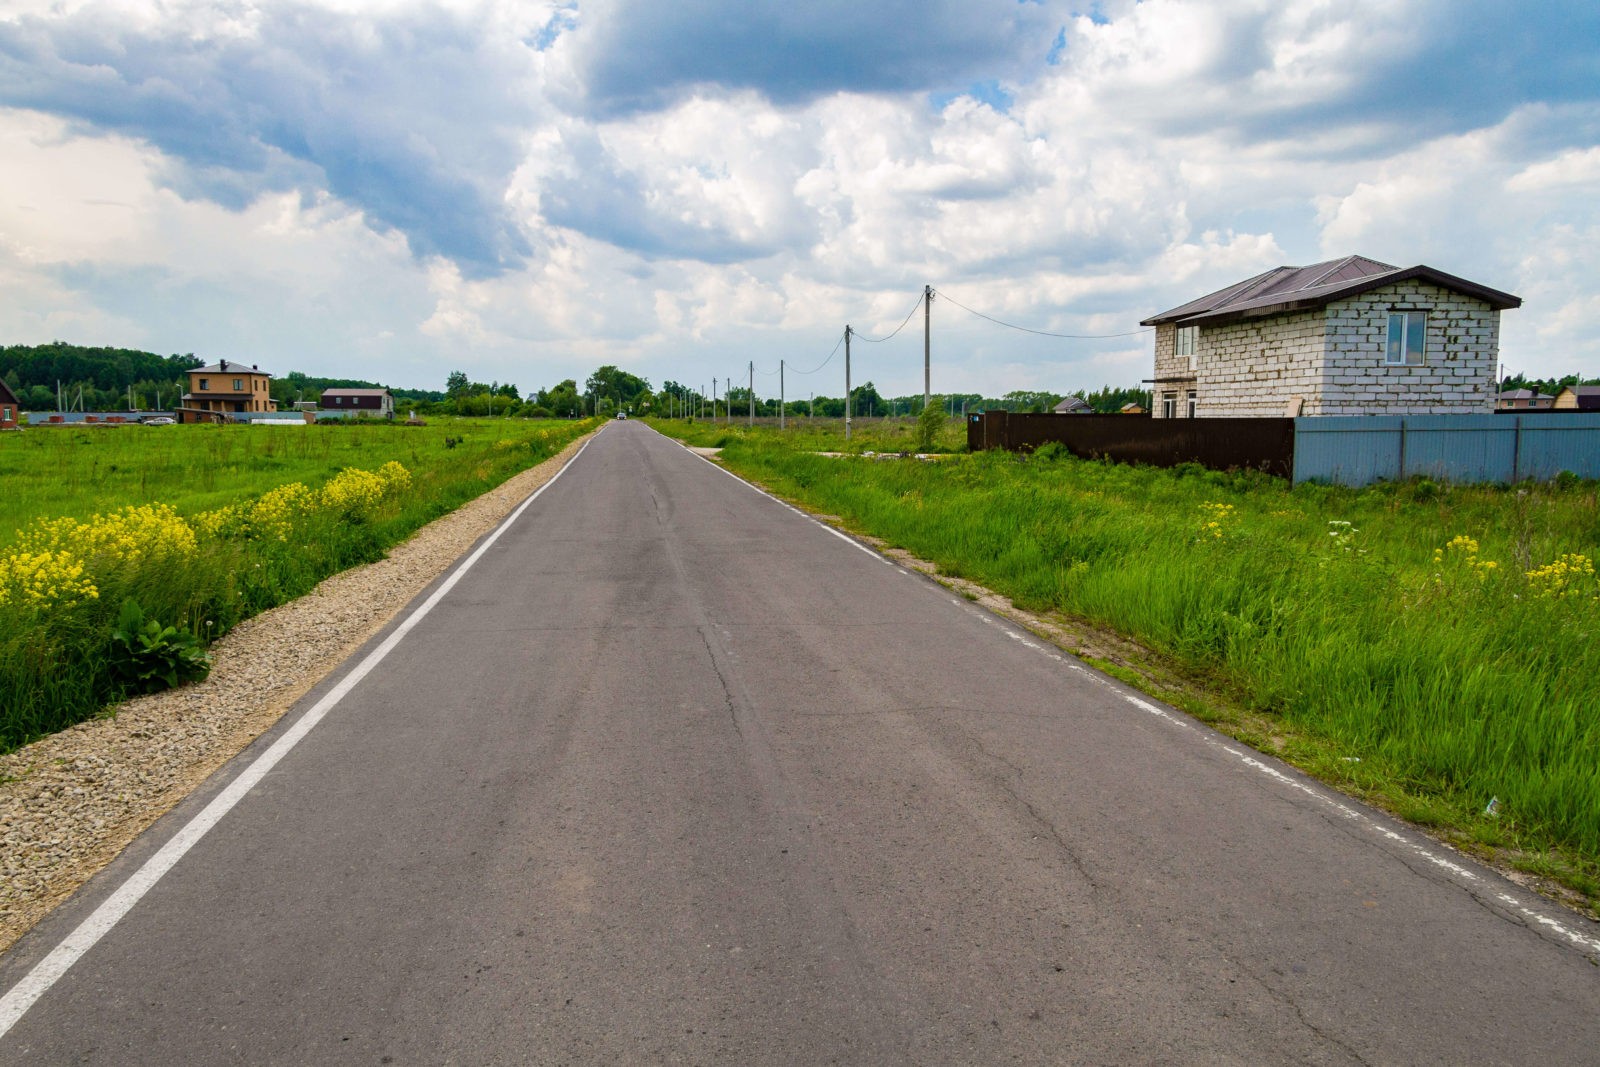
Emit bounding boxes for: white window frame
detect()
[1386,311,1427,366]
[1175,325,1198,370]
[1186,391,1197,419]
[1161,392,1177,419]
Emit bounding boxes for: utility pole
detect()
[713,377,719,422]
[844,325,853,443]
[779,360,785,430]
[924,284,933,409]
[748,360,754,427]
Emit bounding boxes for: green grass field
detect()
[0,418,595,547]
[0,418,598,749]
[661,413,971,455]
[650,416,1600,905]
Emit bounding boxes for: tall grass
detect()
[652,414,971,455]
[653,420,1600,872]
[0,419,598,749]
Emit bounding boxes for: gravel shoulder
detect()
[0,431,597,956]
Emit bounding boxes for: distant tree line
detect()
[0,342,1154,421]
[1499,373,1600,395]
[653,383,1153,419]
[1,342,202,412]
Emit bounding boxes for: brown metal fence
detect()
[967,411,1295,478]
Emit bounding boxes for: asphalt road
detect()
[2,420,1598,1065]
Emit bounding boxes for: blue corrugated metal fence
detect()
[1293,413,1600,486]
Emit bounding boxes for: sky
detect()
[1,0,1597,400]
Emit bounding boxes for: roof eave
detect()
[1154,265,1522,327]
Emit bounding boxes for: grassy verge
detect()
[654,413,971,455]
[0,419,599,749]
[649,417,1600,910]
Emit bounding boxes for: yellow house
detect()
[1552,386,1600,411]
[178,360,277,423]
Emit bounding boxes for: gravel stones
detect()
[0,433,594,955]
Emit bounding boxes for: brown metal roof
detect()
[1141,255,1522,327]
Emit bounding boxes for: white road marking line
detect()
[0,434,599,1039]
[950,599,1600,957]
[678,435,1600,960]
[685,447,892,564]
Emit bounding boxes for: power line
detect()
[786,329,846,376]
[932,287,1153,339]
[851,291,925,343]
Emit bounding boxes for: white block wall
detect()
[1151,281,1501,417]
[1317,282,1498,415]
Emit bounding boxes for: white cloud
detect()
[0,0,1597,398]
[1507,145,1600,193]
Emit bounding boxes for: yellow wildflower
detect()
[1196,501,1235,541]
[1433,534,1497,581]
[18,504,196,569]
[1526,553,1597,600]
[0,550,99,610]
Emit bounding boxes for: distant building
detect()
[1553,386,1600,411]
[1119,402,1147,415]
[1141,255,1521,418]
[0,378,19,429]
[319,388,395,418]
[1053,396,1092,414]
[1496,389,1555,411]
[178,360,276,423]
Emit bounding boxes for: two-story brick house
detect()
[1141,256,1521,418]
[178,360,277,423]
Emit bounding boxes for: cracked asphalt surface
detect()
[2,420,1598,1064]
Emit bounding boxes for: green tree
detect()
[849,380,885,417]
[917,397,946,451]
[585,365,651,412]
[539,379,583,417]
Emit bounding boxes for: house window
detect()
[1175,325,1198,370]
[1162,392,1177,419]
[2,407,11,421]
[199,379,209,391]
[1386,311,1426,365]
[233,378,243,391]
[1186,391,1197,419]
